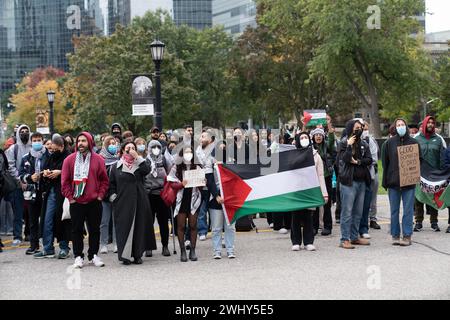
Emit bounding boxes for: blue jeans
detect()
[43,188,57,253]
[0,199,14,234]
[100,201,116,246]
[8,188,24,240]
[340,181,366,242]
[197,191,209,236]
[210,208,235,254]
[359,182,373,235]
[388,188,415,237]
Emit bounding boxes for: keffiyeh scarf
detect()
[74,151,91,198]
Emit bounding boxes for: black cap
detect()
[151,127,160,133]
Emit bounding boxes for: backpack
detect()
[235,215,256,232]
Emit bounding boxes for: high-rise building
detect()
[0,0,131,92]
[173,0,212,30]
[212,0,256,36]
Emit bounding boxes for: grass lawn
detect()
[377,159,387,195]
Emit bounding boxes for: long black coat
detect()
[109,159,156,261]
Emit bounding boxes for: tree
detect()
[8,67,74,133]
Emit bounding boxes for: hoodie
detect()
[5,124,31,180]
[414,116,444,170]
[61,132,109,204]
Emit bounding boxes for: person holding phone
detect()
[109,141,156,265]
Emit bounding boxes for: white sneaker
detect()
[100,245,108,254]
[227,252,236,259]
[113,245,118,253]
[269,223,274,229]
[213,252,221,259]
[12,239,22,246]
[185,240,191,249]
[199,235,207,241]
[73,256,84,269]
[89,254,105,267]
[362,233,371,239]
[305,244,316,251]
[291,245,301,251]
[279,228,288,234]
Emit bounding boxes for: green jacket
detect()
[316,132,336,178]
[414,132,444,170]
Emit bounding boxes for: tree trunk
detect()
[368,85,382,138]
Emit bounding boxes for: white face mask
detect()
[151,147,161,156]
[183,153,193,163]
[362,131,369,139]
[300,139,310,148]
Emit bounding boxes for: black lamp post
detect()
[47,90,55,136]
[150,40,165,131]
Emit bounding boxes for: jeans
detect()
[388,188,415,237]
[210,208,235,254]
[369,173,379,221]
[100,201,116,246]
[8,188,24,241]
[43,188,57,253]
[340,181,366,242]
[0,199,14,234]
[359,182,373,235]
[197,191,209,236]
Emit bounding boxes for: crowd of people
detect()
[0,115,449,268]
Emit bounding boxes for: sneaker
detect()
[392,237,401,246]
[446,226,450,234]
[26,247,40,255]
[431,223,440,232]
[58,250,70,259]
[279,228,288,234]
[351,238,370,246]
[361,233,371,239]
[399,236,412,246]
[73,256,84,269]
[185,240,191,250]
[321,229,331,236]
[213,252,222,260]
[414,223,423,232]
[100,245,108,254]
[305,244,316,251]
[113,245,118,253]
[370,221,381,229]
[339,240,355,249]
[199,234,207,241]
[33,251,55,259]
[89,255,105,267]
[12,239,22,247]
[227,252,236,259]
[269,223,274,229]
[291,244,301,251]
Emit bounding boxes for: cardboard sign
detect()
[183,169,206,188]
[397,144,420,187]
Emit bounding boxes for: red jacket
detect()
[61,132,109,204]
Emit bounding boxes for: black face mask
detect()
[20,133,29,144]
[354,129,362,139]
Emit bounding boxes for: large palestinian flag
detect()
[303,109,327,128]
[216,148,326,225]
[415,162,450,210]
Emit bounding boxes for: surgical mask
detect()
[137,145,146,153]
[107,145,117,155]
[300,139,310,148]
[183,153,193,163]
[32,142,43,152]
[362,131,369,139]
[397,126,407,137]
[151,147,161,156]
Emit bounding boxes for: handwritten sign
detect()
[397,144,420,187]
[183,169,206,188]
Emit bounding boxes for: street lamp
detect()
[150,40,165,131]
[47,90,55,136]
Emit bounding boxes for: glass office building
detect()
[212,0,256,36]
[173,0,212,30]
[0,0,131,91]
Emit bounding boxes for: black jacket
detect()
[338,120,372,187]
[382,133,420,190]
[19,151,50,192]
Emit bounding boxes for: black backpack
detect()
[235,215,256,232]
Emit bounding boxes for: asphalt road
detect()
[1,195,449,300]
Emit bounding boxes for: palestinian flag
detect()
[303,109,327,128]
[216,148,326,224]
[415,162,450,210]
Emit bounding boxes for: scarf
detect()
[73,151,91,198]
[122,154,135,170]
[30,148,45,175]
[100,147,119,167]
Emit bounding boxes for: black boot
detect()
[189,247,198,261]
[180,248,188,262]
[162,246,171,257]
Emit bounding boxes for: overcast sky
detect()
[130,0,172,18]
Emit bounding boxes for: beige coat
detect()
[313,149,328,198]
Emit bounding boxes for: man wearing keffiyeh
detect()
[61,132,109,269]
